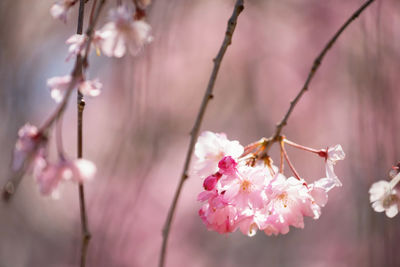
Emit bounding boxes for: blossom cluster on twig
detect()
[193,131,345,236]
[4,0,153,200]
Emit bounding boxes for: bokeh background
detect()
[1,0,400,266]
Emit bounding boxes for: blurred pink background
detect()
[1,0,399,266]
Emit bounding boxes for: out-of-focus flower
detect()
[12,124,44,171]
[65,31,104,61]
[50,0,76,23]
[389,162,400,179]
[369,173,400,218]
[33,157,96,198]
[97,6,153,58]
[79,79,102,97]
[325,144,345,187]
[47,75,72,103]
[193,131,244,177]
[47,75,102,102]
[136,0,152,9]
[66,34,86,61]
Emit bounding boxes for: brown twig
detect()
[158,1,244,266]
[263,0,375,153]
[76,1,107,266]
[76,1,90,266]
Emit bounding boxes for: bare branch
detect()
[266,0,375,150]
[158,1,244,266]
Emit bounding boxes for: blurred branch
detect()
[76,1,107,266]
[263,0,375,153]
[159,1,244,266]
[76,1,89,267]
[2,0,107,201]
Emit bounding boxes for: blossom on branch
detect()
[12,124,44,172]
[65,32,104,61]
[194,131,244,178]
[324,144,345,187]
[34,157,96,198]
[98,6,153,58]
[47,75,103,102]
[194,131,344,236]
[50,0,77,23]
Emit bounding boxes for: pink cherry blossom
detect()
[12,124,42,171]
[33,157,96,198]
[195,131,343,236]
[50,0,76,23]
[218,156,238,175]
[98,6,153,58]
[47,75,102,102]
[199,202,238,234]
[65,34,86,61]
[369,174,400,218]
[78,79,102,97]
[47,75,72,103]
[203,173,222,191]
[65,31,104,61]
[222,165,268,210]
[325,144,345,187]
[263,175,321,235]
[193,131,244,178]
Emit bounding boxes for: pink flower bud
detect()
[218,156,237,175]
[203,173,222,191]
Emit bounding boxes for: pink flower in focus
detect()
[195,131,343,236]
[218,156,238,175]
[222,165,268,210]
[12,124,42,171]
[194,131,244,178]
[263,175,321,235]
[325,144,345,187]
[199,203,238,234]
[203,173,222,191]
[369,175,400,218]
[33,157,96,198]
[50,0,76,23]
[98,6,153,58]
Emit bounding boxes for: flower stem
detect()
[283,138,320,154]
[280,141,301,181]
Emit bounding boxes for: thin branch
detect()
[158,1,244,266]
[266,0,375,149]
[75,0,106,266]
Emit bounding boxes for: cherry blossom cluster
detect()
[49,2,153,102]
[193,131,345,236]
[7,1,153,198]
[369,162,400,218]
